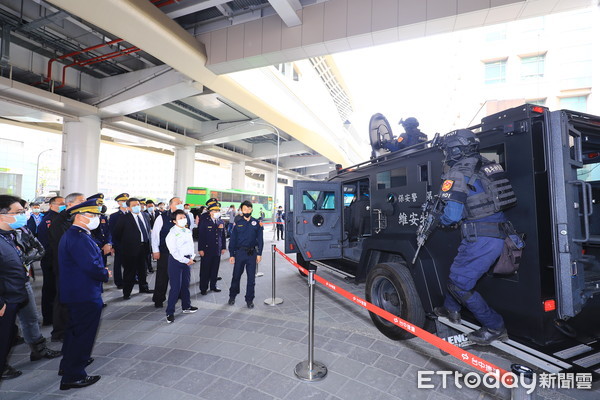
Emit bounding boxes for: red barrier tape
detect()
[274,247,512,382]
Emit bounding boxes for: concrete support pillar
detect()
[174,145,195,199]
[60,115,101,197]
[264,169,275,200]
[231,162,246,190]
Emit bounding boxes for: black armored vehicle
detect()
[285,104,600,375]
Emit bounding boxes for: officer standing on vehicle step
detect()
[197,199,226,295]
[228,200,263,308]
[58,198,109,390]
[383,117,428,152]
[433,129,517,345]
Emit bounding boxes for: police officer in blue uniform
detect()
[433,129,517,345]
[197,199,226,295]
[228,200,264,308]
[108,193,129,288]
[87,194,112,267]
[58,198,109,390]
[383,117,428,152]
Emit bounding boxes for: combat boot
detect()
[468,326,508,345]
[29,337,62,361]
[433,306,462,324]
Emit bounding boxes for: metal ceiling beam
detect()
[162,0,231,19]
[303,164,334,176]
[268,0,301,27]
[279,155,329,169]
[249,139,309,160]
[193,124,274,145]
[16,10,69,32]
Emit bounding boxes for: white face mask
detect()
[213,212,221,219]
[86,216,100,230]
[176,219,187,227]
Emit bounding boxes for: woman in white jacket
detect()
[164,210,198,323]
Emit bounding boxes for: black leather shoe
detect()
[434,306,461,324]
[123,295,130,300]
[200,291,207,295]
[211,288,222,293]
[217,277,222,281]
[116,285,123,289]
[228,298,235,306]
[468,327,508,345]
[60,375,101,390]
[59,358,94,376]
[2,365,22,379]
[139,289,154,294]
[247,302,254,309]
[154,302,163,308]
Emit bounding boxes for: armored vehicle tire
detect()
[366,262,425,340]
[297,253,310,277]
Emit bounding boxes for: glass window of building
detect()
[521,55,545,80]
[484,60,507,84]
[559,96,588,113]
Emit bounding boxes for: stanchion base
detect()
[294,360,327,381]
[264,297,283,306]
[255,272,264,277]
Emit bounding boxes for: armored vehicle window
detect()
[419,164,428,183]
[480,144,506,169]
[302,190,336,211]
[377,167,407,189]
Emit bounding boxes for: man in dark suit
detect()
[113,197,153,300]
[144,200,158,227]
[37,196,65,326]
[197,199,226,295]
[108,193,129,289]
[58,198,109,390]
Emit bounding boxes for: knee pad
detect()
[447,281,474,306]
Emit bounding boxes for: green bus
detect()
[185,187,273,220]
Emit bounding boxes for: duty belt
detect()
[461,222,507,242]
[239,246,256,256]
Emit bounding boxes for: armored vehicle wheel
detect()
[366,262,425,340]
[297,253,310,277]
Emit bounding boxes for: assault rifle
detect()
[411,194,445,264]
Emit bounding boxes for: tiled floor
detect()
[2,230,598,399]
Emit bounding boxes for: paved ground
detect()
[2,229,599,399]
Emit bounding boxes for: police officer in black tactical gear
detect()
[433,128,517,345]
[383,117,428,152]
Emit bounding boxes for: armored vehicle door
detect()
[292,181,343,261]
[284,186,297,253]
[547,110,600,319]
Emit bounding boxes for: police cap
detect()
[115,193,129,201]
[87,193,104,201]
[69,198,103,215]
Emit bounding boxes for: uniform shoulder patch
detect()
[251,221,257,226]
[397,137,404,143]
[442,180,454,192]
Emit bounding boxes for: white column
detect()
[264,169,275,199]
[60,115,101,196]
[174,145,195,199]
[231,162,246,190]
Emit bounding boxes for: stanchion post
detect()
[294,269,327,381]
[255,248,264,277]
[265,244,283,306]
[510,364,537,400]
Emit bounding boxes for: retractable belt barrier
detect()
[274,246,512,383]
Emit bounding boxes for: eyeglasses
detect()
[0,210,27,215]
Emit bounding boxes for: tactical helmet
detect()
[400,117,419,130]
[441,129,479,162]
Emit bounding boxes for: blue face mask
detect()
[147,207,155,213]
[8,213,28,229]
[131,205,141,214]
[58,205,67,212]
[175,204,184,211]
